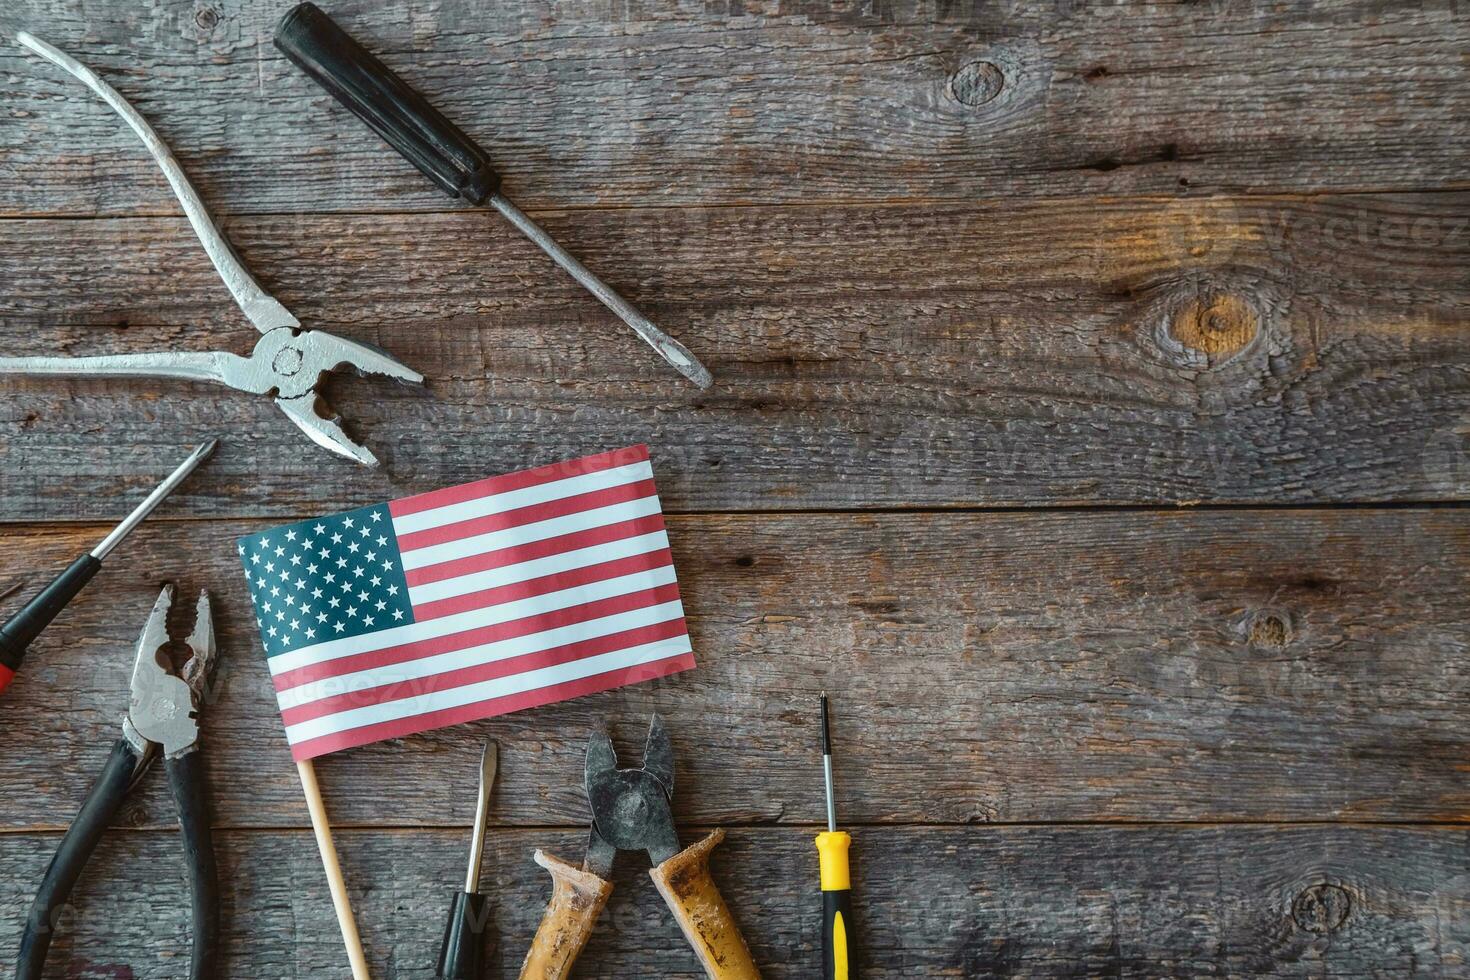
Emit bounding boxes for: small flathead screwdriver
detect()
[437,739,498,979]
[0,439,217,695]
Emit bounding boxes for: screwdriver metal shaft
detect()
[464,738,497,893]
[0,439,217,696]
[488,193,713,389]
[93,439,218,559]
[822,693,838,833]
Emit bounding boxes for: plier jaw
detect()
[125,585,215,759]
[583,714,680,877]
[248,327,425,467]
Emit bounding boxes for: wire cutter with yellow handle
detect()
[520,715,760,980]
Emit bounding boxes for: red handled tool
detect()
[0,439,216,695]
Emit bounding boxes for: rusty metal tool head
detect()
[2,33,423,467]
[583,713,679,878]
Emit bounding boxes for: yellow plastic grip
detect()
[815,831,851,891]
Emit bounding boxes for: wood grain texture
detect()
[0,1,1465,215]
[0,825,1465,978]
[1,509,1466,831]
[2,192,1467,517]
[2,2,1466,976]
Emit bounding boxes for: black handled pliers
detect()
[15,585,220,980]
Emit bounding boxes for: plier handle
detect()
[15,586,219,980]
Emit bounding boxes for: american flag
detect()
[237,445,695,760]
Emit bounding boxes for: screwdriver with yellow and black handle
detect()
[817,694,856,980]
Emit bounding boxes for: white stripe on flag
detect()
[407,529,671,605]
[282,635,693,744]
[391,459,654,535]
[266,564,679,677]
[396,495,665,571]
[275,598,688,708]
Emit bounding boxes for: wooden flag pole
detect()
[297,759,373,980]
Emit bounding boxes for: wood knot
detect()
[1128,271,1286,376]
[939,42,1048,126]
[1292,883,1351,934]
[949,61,1004,106]
[1246,609,1294,648]
[194,3,222,31]
[1169,293,1258,357]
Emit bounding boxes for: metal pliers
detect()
[520,715,761,980]
[16,586,220,980]
[0,34,423,467]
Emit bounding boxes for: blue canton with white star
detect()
[237,504,415,659]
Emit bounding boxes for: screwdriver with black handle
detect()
[817,694,856,980]
[273,3,713,389]
[437,739,497,979]
[0,439,216,696]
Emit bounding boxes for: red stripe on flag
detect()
[389,445,650,520]
[279,618,691,727]
[288,650,695,761]
[271,582,683,692]
[396,480,659,554]
[405,512,669,589]
[413,548,673,622]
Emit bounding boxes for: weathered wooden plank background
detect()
[0,0,1466,977]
